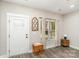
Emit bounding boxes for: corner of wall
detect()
[70,45,79,50]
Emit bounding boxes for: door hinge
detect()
[9,34,10,38]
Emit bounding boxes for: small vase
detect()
[64,37,67,40]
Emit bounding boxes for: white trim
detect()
[7,13,28,18]
[70,45,79,50]
[46,45,56,49]
[28,50,32,53]
[7,13,10,57]
[0,55,9,58]
[7,12,30,57]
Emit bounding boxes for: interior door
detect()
[9,14,29,56]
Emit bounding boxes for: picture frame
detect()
[32,17,39,31]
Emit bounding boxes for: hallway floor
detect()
[10,46,79,58]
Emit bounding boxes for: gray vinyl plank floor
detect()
[10,46,79,58]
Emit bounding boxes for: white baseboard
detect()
[46,45,56,49]
[28,50,32,53]
[70,45,79,50]
[0,55,8,58]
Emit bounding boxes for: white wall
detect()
[0,3,1,43]
[0,1,63,55]
[64,11,79,49]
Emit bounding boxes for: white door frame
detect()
[7,13,30,57]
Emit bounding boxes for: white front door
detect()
[7,13,29,56]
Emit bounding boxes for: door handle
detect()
[26,34,28,38]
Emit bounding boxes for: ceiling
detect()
[1,0,79,15]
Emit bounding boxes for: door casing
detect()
[7,13,30,57]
